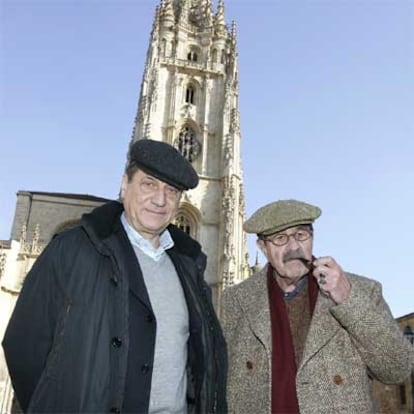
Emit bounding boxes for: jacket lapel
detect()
[237,266,272,352]
[106,226,153,310]
[299,292,340,371]
[127,258,153,309]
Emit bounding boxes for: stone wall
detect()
[373,312,414,413]
[10,191,112,244]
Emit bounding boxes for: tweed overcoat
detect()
[221,264,413,414]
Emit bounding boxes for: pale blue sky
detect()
[1,0,413,317]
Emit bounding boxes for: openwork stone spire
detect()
[130,0,250,304]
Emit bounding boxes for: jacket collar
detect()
[81,201,203,261]
[81,201,124,244]
[235,264,272,352]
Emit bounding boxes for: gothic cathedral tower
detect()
[130,0,250,305]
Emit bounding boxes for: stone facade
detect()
[0,241,19,414]
[372,312,414,413]
[10,191,111,246]
[397,313,414,413]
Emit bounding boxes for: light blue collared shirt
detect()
[121,213,174,262]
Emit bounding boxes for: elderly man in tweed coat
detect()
[221,199,413,414]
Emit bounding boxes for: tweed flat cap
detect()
[243,199,321,236]
[128,139,199,191]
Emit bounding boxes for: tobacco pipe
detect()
[297,257,314,271]
[297,257,329,288]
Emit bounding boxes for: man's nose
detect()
[151,187,167,206]
[286,234,300,248]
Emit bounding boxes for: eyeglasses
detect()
[263,228,313,246]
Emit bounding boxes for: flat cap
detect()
[128,139,199,191]
[243,199,321,236]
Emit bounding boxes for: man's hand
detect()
[312,256,351,304]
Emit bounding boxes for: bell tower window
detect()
[185,85,195,104]
[187,51,198,62]
[174,207,199,240]
[175,214,192,235]
[187,45,201,63]
[174,126,201,163]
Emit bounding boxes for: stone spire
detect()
[230,20,237,47]
[178,0,190,24]
[228,20,238,77]
[174,0,214,29]
[196,0,213,27]
[130,0,250,304]
[214,0,227,37]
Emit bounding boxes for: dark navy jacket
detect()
[2,201,227,413]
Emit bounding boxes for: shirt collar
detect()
[282,275,308,300]
[121,212,174,262]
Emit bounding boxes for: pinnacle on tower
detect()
[178,0,190,24]
[160,0,175,23]
[174,0,214,29]
[231,20,237,46]
[215,0,225,25]
[214,0,227,37]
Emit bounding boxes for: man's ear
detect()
[256,238,268,259]
[120,174,128,199]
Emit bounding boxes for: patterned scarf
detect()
[267,264,318,413]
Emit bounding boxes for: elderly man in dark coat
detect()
[3,139,227,413]
[222,199,413,414]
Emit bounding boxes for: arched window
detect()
[175,214,192,235]
[185,85,195,104]
[220,49,226,64]
[175,126,201,163]
[187,50,198,62]
[174,206,200,240]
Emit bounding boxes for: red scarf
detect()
[267,264,318,413]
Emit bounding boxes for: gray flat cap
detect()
[243,199,321,236]
[128,139,199,191]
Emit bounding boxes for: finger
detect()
[318,274,327,285]
[313,256,335,268]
